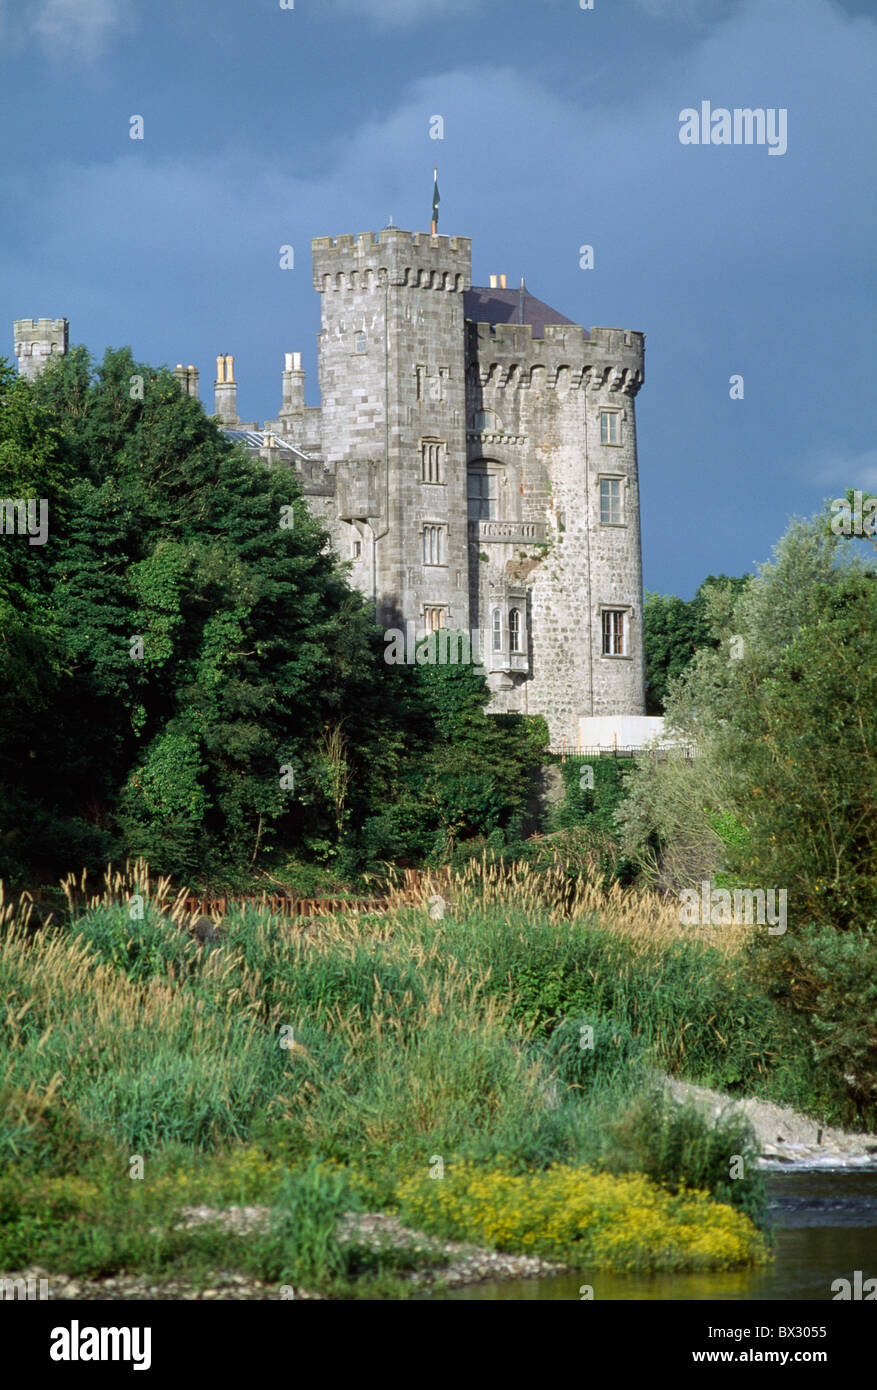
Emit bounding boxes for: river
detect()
[424,1168,877,1301]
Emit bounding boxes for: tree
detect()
[4,345,379,880]
[643,574,750,714]
[618,514,877,1121]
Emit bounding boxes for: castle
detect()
[13,225,647,747]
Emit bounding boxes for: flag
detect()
[432,168,440,227]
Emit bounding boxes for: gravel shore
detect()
[660,1074,877,1169]
[0,1212,567,1301]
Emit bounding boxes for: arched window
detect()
[422,524,444,565]
[421,440,443,483]
[509,608,522,653]
[492,608,503,652]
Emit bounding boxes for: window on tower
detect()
[354,331,367,354]
[421,440,444,483]
[600,410,620,446]
[601,609,627,657]
[424,605,445,631]
[422,524,445,566]
[599,477,623,525]
[509,607,523,653]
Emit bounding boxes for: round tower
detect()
[312,228,472,631]
[13,318,68,380]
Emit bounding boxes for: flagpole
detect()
[431,166,439,235]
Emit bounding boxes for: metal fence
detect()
[549,745,697,761]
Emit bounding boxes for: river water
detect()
[427,1169,877,1301]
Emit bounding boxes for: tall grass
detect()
[1,856,813,1282]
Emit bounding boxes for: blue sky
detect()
[1,0,874,597]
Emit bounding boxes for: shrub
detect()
[542,1014,647,1095]
[398,1160,768,1271]
[604,1089,768,1229]
[252,1159,356,1287]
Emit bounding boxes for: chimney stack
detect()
[173,363,200,398]
[214,353,239,425]
[279,350,305,419]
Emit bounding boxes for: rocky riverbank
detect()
[660,1074,877,1169]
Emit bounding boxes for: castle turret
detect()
[465,308,646,735]
[13,318,68,379]
[312,228,472,630]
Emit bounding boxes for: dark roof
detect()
[464,284,585,340]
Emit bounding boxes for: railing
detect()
[469,519,548,543]
[550,744,697,761]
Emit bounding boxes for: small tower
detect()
[13,318,68,379]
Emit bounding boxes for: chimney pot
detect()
[489,275,497,289]
[499,274,507,289]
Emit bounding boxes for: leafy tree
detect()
[2,346,379,880]
[619,513,877,1120]
[643,574,750,713]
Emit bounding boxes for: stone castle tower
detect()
[13,226,646,746]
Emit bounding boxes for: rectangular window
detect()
[600,410,620,446]
[352,539,362,559]
[354,331,367,354]
[599,478,623,525]
[421,440,443,483]
[422,524,445,565]
[602,610,627,656]
[424,606,445,631]
[467,472,496,522]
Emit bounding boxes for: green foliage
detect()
[1,349,549,884]
[543,1013,647,1093]
[618,511,877,1122]
[643,575,750,714]
[253,1159,355,1287]
[605,1090,767,1229]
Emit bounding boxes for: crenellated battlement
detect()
[466,319,644,395]
[13,317,68,380]
[313,228,472,293]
